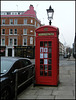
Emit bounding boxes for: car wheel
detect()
[1,88,11,100]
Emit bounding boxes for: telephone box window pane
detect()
[44,65,47,70]
[44,71,47,76]
[40,59,43,64]
[40,53,43,58]
[40,71,43,76]
[48,59,51,64]
[48,65,52,70]
[48,48,51,52]
[48,42,51,46]
[48,71,52,76]
[40,65,43,70]
[44,42,47,47]
[40,47,43,52]
[44,48,48,52]
[44,59,48,64]
[44,53,48,58]
[40,42,43,47]
[48,53,51,58]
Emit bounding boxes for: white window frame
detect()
[35,21,36,26]
[9,38,13,46]
[31,19,33,23]
[14,38,17,46]
[2,19,5,24]
[1,38,5,46]
[24,19,27,24]
[23,29,27,35]
[14,19,17,24]
[23,38,27,46]
[14,29,17,35]
[2,29,5,35]
[9,29,13,35]
[10,19,13,24]
[30,37,33,45]
[37,23,40,28]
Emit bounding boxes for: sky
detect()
[1,1,75,48]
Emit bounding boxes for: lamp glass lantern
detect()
[46,6,54,25]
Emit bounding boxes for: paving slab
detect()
[36,89,52,96]
[55,95,75,99]
[36,95,55,99]
[57,86,75,91]
[52,90,73,96]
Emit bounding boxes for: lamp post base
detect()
[49,20,52,25]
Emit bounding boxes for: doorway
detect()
[8,48,12,56]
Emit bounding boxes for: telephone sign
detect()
[35,25,59,86]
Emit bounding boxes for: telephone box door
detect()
[36,38,55,85]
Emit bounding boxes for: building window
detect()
[24,19,27,24]
[14,19,17,24]
[10,19,13,24]
[14,39,17,46]
[7,12,11,15]
[2,19,5,24]
[31,19,33,23]
[9,38,13,46]
[35,21,36,26]
[23,38,27,46]
[9,29,13,35]
[14,29,17,34]
[37,23,40,28]
[1,38,5,46]
[30,37,33,44]
[2,29,5,34]
[23,29,27,35]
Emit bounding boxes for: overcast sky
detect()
[1,1,75,48]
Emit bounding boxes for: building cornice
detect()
[1,24,37,27]
[1,15,41,24]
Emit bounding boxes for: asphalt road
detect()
[59,56,75,67]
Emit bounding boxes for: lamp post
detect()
[46,5,54,25]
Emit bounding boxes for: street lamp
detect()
[46,5,54,25]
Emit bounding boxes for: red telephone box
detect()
[35,25,59,86]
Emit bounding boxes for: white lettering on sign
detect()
[38,33,54,36]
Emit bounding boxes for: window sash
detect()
[14,29,17,34]
[10,19,13,24]
[2,39,5,45]
[23,29,27,35]
[14,19,17,24]
[23,39,27,46]
[14,39,17,45]
[2,29,5,34]
[9,29,13,34]
[9,39,13,45]
[2,19,5,24]
[31,19,33,23]
[24,19,27,24]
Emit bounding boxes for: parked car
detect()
[0,57,34,100]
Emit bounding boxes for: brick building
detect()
[1,5,41,58]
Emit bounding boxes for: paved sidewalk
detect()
[17,58,75,99]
